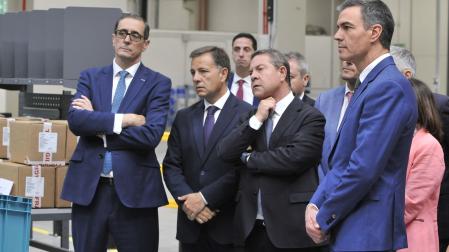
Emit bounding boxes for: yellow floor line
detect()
[32,227,49,235]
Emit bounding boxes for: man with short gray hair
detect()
[285,52,315,106]
[390,45,417,79]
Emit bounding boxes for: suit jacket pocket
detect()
[289,192,314,204]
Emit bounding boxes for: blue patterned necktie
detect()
[203,106,219,148]
[265,114,274,146]
[102,70,129,174]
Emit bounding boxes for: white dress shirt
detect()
[230,74,253,105]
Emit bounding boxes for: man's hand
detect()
[122,114,146,127]
[178,193,206,220]
[72,95,93,111]
[305,204,328,244]
[255,97,276,122]
[195,207,217,224]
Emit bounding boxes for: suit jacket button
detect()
[331,214,337,219]
[99,154,104,159]
[200,171,205,176]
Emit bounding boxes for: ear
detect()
[219,67,229,83]
[302,73,310,87]
[370,24,383,43]
[142,39,150,51]
[403,69,413,79]
[279,65,288,82]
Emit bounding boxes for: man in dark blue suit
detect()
[61,14,170,252]
[228,33,259,107]
[390,45,449,252]
[163,46,252,252]
[306,1,418,251]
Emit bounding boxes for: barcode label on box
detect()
[25,177,45,198]
[38,132,58,153]
[2,127,9,146]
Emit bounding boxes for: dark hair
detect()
[190,46,231,81]
[232,33,257,50]
[338,0,394,49]
[410,78,443,141]
[114,13,150,40]
[251,49,291,86]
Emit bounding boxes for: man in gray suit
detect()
[314,60,358,180]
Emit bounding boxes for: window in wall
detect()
[0,0,7,14]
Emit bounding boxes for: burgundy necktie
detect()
[203,106,219,147]
[236,79,244,100]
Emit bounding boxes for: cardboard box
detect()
[53,120,78,163]
[0,118,7,158]
[9,121,67,165]
[0,161,55,208]
[55,166,71,208]
[65,128,78,163]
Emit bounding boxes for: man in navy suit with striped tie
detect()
[61,14,171,252]
[163,46,252,251]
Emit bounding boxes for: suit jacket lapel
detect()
[328,56,394,165]
[201,95,238,163]
[270,99,302,146]
[192,102,205,158]
[98,65,113,112]
[118,64,147,112]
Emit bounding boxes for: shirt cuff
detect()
[101,135,107,148]
[249,115,263,130]
[308,203,319,211]
[199,192,208,205]
[113,114,124,134]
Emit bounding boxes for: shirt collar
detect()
[204,89,230,111]
[113,58,141,78]
[233,73,251,84]
[358,53,390,83]
[274,91,295,117]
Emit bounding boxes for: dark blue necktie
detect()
[203,106,219,148]
[265,115,274,146]
[102,70,128,174]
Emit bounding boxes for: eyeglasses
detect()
[114,29,144,42]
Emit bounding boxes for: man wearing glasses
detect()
[61,14,171,252]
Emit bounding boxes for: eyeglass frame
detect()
[114,29,146,42]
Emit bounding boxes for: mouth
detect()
[120,47,131,52]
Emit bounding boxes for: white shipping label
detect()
[25,176,45,197]
[38,132,58,153]
[0,178,13,195]
[2,127,9,146]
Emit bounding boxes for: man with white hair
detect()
[391,45,449,252]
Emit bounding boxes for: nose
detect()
[334,28,342,41]
[123,34,132,42]
[192,72,201,83]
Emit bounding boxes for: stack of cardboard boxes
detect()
[0,118,77,208]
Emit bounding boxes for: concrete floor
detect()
[29,140,180,252]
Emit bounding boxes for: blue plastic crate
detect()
[0,195,32,252]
